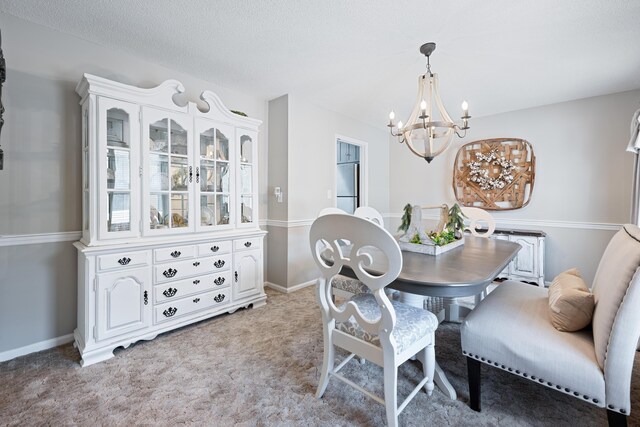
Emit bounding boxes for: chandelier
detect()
[387,42,470,163]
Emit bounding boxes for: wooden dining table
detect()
[337,236,521,400]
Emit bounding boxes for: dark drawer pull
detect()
[214,260,225,268]
[193,261,200,267]
[235,271,238,282]
[214,277,225,286]
[214,294,225,303]
[170,250,181,258]
[163,268,177,278]
[163,307,178,317]
[118,257,131,265]
[193,298,200,303]
[244,241,252,248]
[163,287,177,298]
[143,291,148,305]
[211,246,219,252]
[193,279,200,285]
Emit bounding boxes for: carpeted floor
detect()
[1,286,638,426]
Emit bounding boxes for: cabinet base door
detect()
[96,267,151,341]
[233,249,262,300]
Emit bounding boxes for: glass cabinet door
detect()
[237,129,257,226]
[143,108,194,235]
[98,98,140,240]
[195,120,234,231]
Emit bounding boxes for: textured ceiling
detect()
[1,0,640,128]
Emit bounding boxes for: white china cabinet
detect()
[74,74,266,366]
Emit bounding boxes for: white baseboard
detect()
[265,279,316,293]
[0,333,75,362]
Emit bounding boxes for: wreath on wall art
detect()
[468,149,516,191]
[453,138,536,211]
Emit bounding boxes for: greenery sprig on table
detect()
[446,203,467,239]
[428,229,457,246]
[398,203,412,233]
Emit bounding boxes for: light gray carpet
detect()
[1,286,638,426]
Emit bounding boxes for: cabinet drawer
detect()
[234,237,261,251]
[155,254,231,283]
[154,289,231,324]
[98,251,150,271]
[154,245,196,263]
[154,270,231,303]
[197,241,232,257]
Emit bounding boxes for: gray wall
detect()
[265,94,390,289]
[265,95,289,287]
[389,89,640,283]
[288,94,389,219]
[0,243,77,351]
[0,13,268,354]
[267,95,289,222]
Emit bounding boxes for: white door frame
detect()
[335,134,369,209]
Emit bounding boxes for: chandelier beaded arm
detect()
[387,42,470,163]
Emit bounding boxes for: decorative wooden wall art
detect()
[453,138,535,210]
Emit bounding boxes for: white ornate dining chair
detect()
[461,206,496,238]
[461,224,640,427]
[318,207,383,299]
[310,214,438,427]
[354,206,385,227]
[318,207,348,216]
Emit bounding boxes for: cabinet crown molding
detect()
[75,74,261,129]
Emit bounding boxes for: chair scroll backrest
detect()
[310,214,403,340]
[461,206,496,238]
[354,206,385,227]
[318,207,348,217]
[590,224,640,413]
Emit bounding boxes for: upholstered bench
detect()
[461,224,640,427]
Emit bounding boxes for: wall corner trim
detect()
[265,280,316,293]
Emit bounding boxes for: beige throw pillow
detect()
[548,268,595,332]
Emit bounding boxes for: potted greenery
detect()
[425,203,466,246]
[446,203,467,239]
[397,202,467,255]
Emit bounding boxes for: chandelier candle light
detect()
[388,42,470,163]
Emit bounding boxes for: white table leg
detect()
[443,297,475,323]
[398,291,425,308]
[399,291,457,400]
[415,350,457,400]
[433,361,457,399]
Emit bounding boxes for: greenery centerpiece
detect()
[398,203,467,255]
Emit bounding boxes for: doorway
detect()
[335,136,367,214]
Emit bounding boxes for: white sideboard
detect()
[74,74,266,366]
[489,228,546,286]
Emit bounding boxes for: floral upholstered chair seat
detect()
[337,294,439,353]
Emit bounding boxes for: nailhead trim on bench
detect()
[462,350,615,412]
